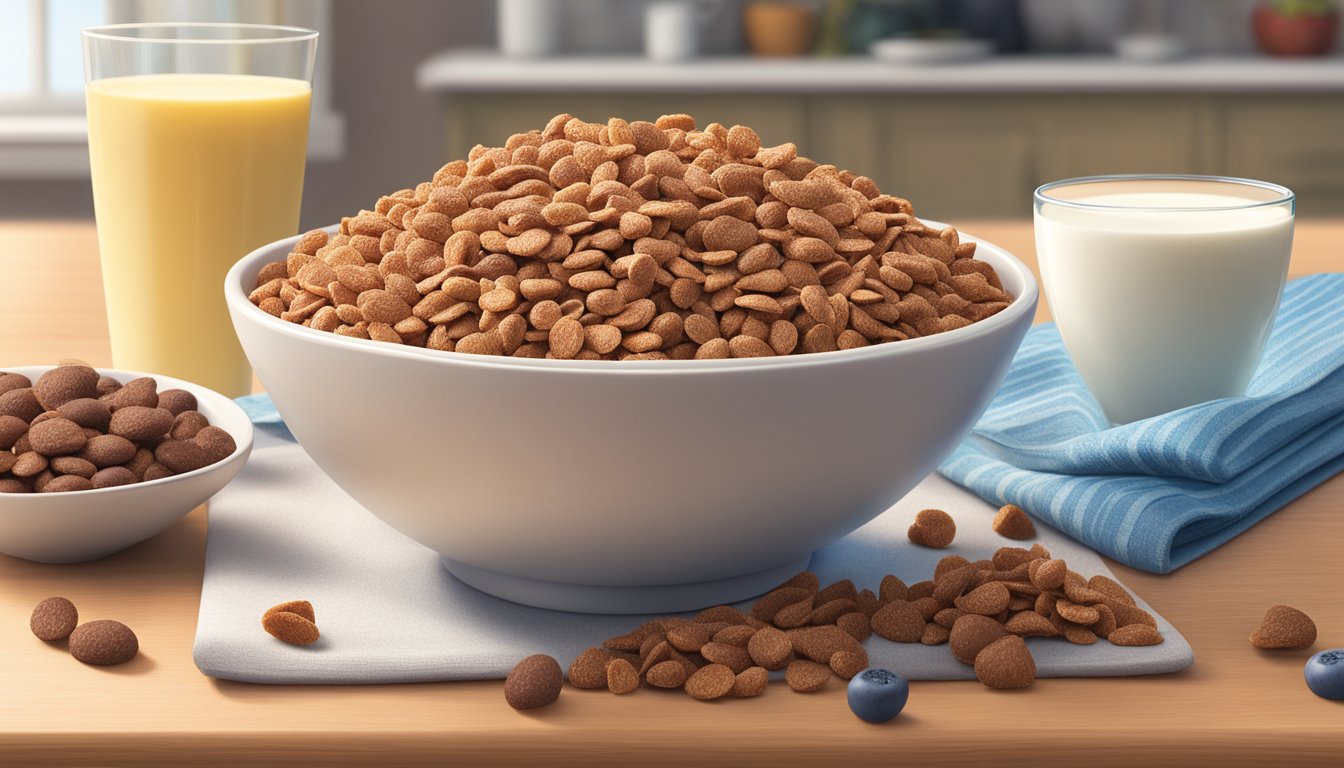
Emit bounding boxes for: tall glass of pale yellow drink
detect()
[82,24,317,397]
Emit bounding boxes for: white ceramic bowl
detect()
[0,367,253,563]
[226,224,1037,613]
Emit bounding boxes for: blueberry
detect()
[847,667,909,723]
[1305,649,1344,701]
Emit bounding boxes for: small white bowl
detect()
[0,367,253,563]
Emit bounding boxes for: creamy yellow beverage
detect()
[86,73,311,397]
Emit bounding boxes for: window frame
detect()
[0,0,344,178]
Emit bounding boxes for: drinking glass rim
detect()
[81,22,318,45]
[1034,174,1295,213]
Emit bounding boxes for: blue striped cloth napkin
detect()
[940,273,1344,574]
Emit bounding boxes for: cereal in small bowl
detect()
[0,363,252,562]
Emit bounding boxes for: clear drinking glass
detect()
[1034,175,1295,424]
[82,23,318,397]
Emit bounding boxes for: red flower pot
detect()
[1253,6,1339,56]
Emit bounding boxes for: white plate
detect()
[870,38,994,65]
[1114,34,1189,62]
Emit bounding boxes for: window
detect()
[0,0,105,101]
[0,0,343,177]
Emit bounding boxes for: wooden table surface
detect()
[0,220,1341,767]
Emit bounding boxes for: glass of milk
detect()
[83,24,317,397]
[1034,175,1295,424]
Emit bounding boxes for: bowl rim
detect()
[0,365,255,497]
[225,220,1039,374]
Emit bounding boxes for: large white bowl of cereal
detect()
[225,114,1037,613]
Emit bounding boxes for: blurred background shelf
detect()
[419,51,1344,93]
[419,53,1344,218]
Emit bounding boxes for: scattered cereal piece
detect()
[646,660,689,689]
[603,625,654,653]
[771,597,814,629]
[871,600,925,643]
[992,546,1035,571]
[837,612,872,642]
[504,654,563,710]
[920,622,951,646]
[831,650,867,680]
[747,625,793,670]
[908,508,956,548]
[701,641,753,673]
[713,624,756,647]
[950,614,1009,665]
[1250,605,1317,650]
[1108,625,1164,646]
[262,610,320,646]
[1005,611,1058,638]
[731,666,769,698]
[685,663,736,700]
[567,647,611,689]
[68,619,138,666]
[934,607,966,629]
[606,657,640,695]
[264,600,315,623]
[955,582,1011,617]
[789,625,864,664]
[1088,574,1134,605]
[906,580,935,601]
[992,504,1036,540]
[30,596,78,641]
[1055,599,1100,626]
[667,622,711,653]
[785,659,831,692]
[1052,614,1098,645]
[775,571,820,593]
[974,635,1036,689]
[751,586,812,623]
[879,573,909,603]
[1029,558,1067,591]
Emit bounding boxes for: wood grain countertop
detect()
[0,220,1341,767]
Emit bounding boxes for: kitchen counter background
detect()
[418,53,1344,218]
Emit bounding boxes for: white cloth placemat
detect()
[193,424,1193,683]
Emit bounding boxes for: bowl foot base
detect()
[441,556,813,615]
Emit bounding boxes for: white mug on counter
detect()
[645,0,703,62]
[498,0,562,58]
[1034,175,1295,425]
